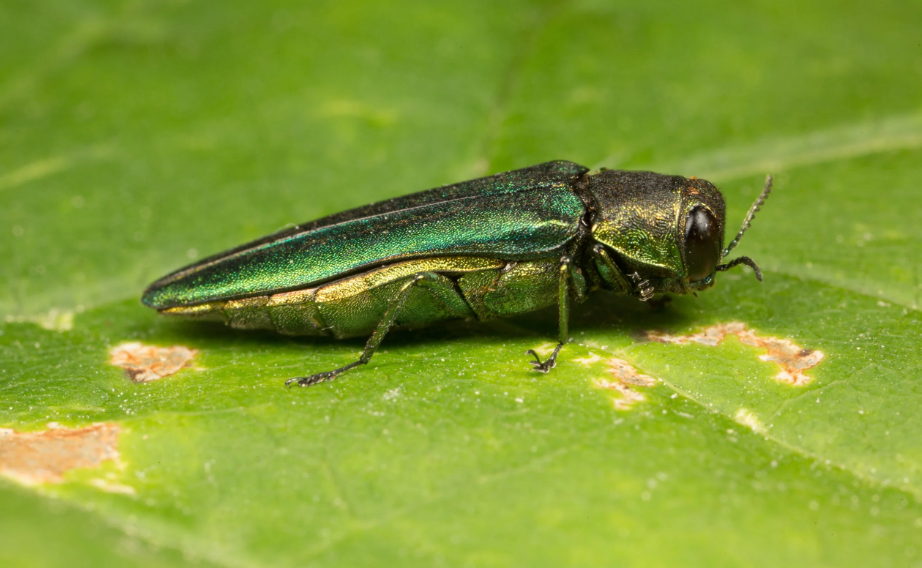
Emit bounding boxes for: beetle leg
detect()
[628,271,654,302]
[593,245,655,300]
[286,272,441,387]
[526,256,572,373]
[592,244,632,295]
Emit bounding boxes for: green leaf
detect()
[3,0,921,566]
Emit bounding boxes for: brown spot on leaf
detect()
[595,358,658,410]
[0,424,121,485]
[109,342,197,382]
[645,322,824,386]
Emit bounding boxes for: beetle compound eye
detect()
[684,207,719,281]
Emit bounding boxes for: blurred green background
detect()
[2,1,921,566]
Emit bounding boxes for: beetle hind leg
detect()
[287,272,443,387]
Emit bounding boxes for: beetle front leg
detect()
[526,256,572,373]
[286,272,440,387]
[592,244,653,300]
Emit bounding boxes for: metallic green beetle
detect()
[142,161,771,387]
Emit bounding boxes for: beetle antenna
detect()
[716,256,763,281]
[722,174,773,257]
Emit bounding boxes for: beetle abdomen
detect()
[159,257,499,338]
[159,255,578,338]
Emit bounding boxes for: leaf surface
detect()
[2,0,921,566]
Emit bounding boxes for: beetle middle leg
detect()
[526,256,574,373]
[286,272,443,387]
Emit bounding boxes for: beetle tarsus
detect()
[287,361,366,387]
[630,272,654,301]
[639,285,654,301]
[286,373,330,387]
[526,343,563,373]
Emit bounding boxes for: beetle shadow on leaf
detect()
[149,319,351,352]
[383,293,700,351]
[540,293,697,338]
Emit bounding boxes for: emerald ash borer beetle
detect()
[142,161,772,387]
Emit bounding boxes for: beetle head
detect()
[586,170,769,298]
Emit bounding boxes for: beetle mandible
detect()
[142,161,772,386]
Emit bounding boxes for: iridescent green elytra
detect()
[142,161,772,386]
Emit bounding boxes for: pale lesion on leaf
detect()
[585,321,825,412]
[532,341,657,410]
[0,423,122,486]
[594,358,658,411]
[734,408,767,434]
[109,342,197,382]
[4,308,74,331]
[645,322,824,386]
